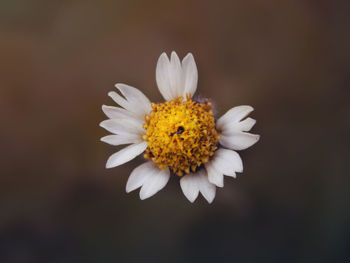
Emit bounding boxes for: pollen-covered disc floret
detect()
[143,94,220,176]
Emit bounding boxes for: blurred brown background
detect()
[1,0,350,262]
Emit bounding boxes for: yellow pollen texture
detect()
[143,94,219,176]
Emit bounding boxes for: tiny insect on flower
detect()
[100,51,260,203]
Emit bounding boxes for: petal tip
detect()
[114,83,128,90]
[183,191,198,203]
[107,91,116,98]
[158,52,169,61]
[125,186,131,193]
[105,162,113,169]
[186,196,196,203]
[139,192,150,200]
[99,120,106,128]
[183,52,194,61]
[206,198,214,204]
[114,83,124,91]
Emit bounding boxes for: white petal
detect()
[219,118,257,135]
[205,162,224,187]
[126,161,155,193]
[100,134,141,146]
[205,149,242,186]
[211,158,233,176]
[225,172,237,178]
[155,51,196,101]
[169,51,184,99]
[217,105,259,151]
[156,52,173,101]
[139,167,170,200]
[182,53,198,98]
[105,142,147,168]
[217,105,254,130]
[180,170,216,204]
[197,170,216,203]
[99,119,144,136]
[215,148,243,173]
[108,91,129,111]
[102,105,142,122]
[239,117,256,132]
[115,83,152,116]
[220,133,260,151]
[108,84,151,119]
[180,174,200,203]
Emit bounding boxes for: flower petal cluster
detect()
[100,52,259,203]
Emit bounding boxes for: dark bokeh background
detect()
[1,0,350,262]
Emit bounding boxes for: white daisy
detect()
[100,51,260,203]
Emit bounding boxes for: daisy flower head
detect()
[100,51,260,203]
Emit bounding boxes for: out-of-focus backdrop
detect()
[1,0,349,262]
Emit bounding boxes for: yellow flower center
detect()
[143,94,219,176]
